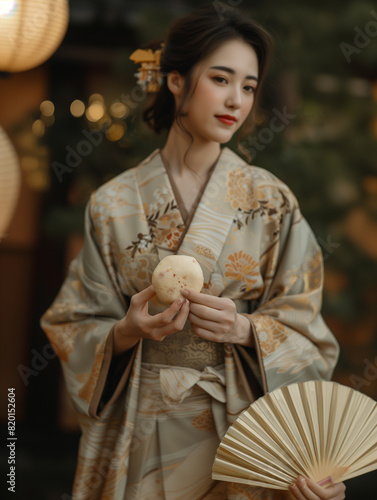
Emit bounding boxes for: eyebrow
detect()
[209,65,258,82]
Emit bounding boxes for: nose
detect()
[225,85,242,109]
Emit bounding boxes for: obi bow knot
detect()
[159,365,226,405]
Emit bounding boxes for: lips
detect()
[215,115,237,125]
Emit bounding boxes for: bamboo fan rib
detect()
[212,381,377,490]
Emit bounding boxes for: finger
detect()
[158,298,186,325]
[181,289,222,308]
[189,302,223,322]
[131,285,156,306]
[163,299,190,334]
[189,313,223,334]
[191,325,222,343]
[155,299,190,339]
[305,477,346,498]
[293,477,320,500]
[289,483,307,500]
[146,297,186,332]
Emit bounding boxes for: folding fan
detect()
[212,380,377,490]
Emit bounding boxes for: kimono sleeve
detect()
[40,196,137,419]
[238,196,340,393]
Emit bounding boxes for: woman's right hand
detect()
[113,285,190,356]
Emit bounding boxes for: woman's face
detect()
[179,38,259,146]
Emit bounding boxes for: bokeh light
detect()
[105,122,126,141]
[32,119,45,137]
[86,102,105,122]
[110,101,127,119]
[70,99,85,118]
[40,100,55,117]
[88,93,104,104]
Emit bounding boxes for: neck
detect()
[160,122,222,177]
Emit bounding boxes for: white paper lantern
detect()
[0,0,69,73]
[0,127,21,237]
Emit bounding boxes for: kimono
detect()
[40,146,339,500]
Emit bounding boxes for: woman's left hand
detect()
[181,289,253,347]
[289,476,346,500]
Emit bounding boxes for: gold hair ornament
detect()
[129,43,165,93]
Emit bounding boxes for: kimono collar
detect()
[137,146,247,286]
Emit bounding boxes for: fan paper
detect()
[212,380,377,490]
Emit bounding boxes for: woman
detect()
[41,4,345,500]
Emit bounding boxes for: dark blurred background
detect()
[1,0,377,499]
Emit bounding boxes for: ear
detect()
[166,70,185,97]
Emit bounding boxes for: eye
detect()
[244,85,256,94]
[213,76,228,84]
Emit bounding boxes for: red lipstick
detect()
[215,115,237,125]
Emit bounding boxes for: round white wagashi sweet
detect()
[151,255,204,304]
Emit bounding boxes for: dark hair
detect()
[142,4,273,163]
